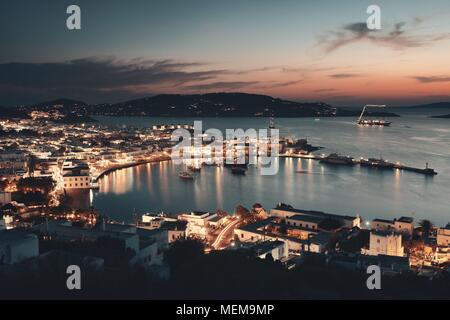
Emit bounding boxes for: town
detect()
[1,107,450,299]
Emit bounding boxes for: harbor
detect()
[281,152,438,176]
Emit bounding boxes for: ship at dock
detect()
[320,153,355,165]
[360,157,395,169]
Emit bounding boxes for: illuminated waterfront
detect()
[91,110,450,224]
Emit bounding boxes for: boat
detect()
[188,165,201,172]
[357,104,391,126]
[230,164,247,175]
[179,171,194,180]
[268,116,275,129]
[360,157,395,169]
[320,153,355,165]
[358,119,391,126]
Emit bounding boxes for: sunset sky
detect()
[1,0,450,106]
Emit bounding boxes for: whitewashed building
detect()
[62,160,91,189]
[178,211,221,238]
[371,217,414,236]
[0,192,12,206]
[437,225,450,247]
[362,230,405,257]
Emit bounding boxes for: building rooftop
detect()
[373,218,394,224]
[273,204,357,221]
[287,214,324,224]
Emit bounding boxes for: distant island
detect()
[2,93,402,121]
[403,102,450,109]
[429,114,450,119]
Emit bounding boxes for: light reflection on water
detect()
[87,113,450,225]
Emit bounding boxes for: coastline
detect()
[94,155,172,182]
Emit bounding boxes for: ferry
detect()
[320,153,355,165]
[357,104,391,127]
[358,119,391,126]
[360,157,395,169]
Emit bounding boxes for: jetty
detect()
[280,152,438,176]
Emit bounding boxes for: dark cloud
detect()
[412,76,450,83]
[0,57,230,105]
[318,19,450,53]
[329,73,363,79]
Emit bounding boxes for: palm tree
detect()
[419,219,433,239]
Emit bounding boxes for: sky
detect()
[0,0,450,106]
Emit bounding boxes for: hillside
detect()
[88,93,337,117]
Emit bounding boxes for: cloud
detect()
[255,80,303,89]
[0,57,231,104]
[329,73,363,79]
[318,19,450,54]
[313,88,336,93]
[412,76,450,83]
[180,81,259,91]
[0,57,228,89]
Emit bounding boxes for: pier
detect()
[280,153,438,176]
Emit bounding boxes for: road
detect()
[211,218,240,250]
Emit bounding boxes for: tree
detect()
[318,218,344,232]
[419,219,433,239]
[235,205,250,217]
[0,180,7,191]
[216,209,228,218]
[278,220,288,235]
[252,203,263,209]
[16,177,55,193]
[164,239,205,272]
[28,155,37,177]
[265,253,274,263]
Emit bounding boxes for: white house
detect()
[270,203,361,229]
[62,160,91,189]
[371,216,414,236]
[0,215,14,230]
[362,230,405,257]
[250,240,288,261]
[437,225,450,247]
[178,211,220,238]
[0,192,12,206]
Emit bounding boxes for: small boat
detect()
[179,171,194,180]
[268,116,275,129]
[188,165,201,172]
[230,164,247,175]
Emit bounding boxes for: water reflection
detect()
[91,114,450,225]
